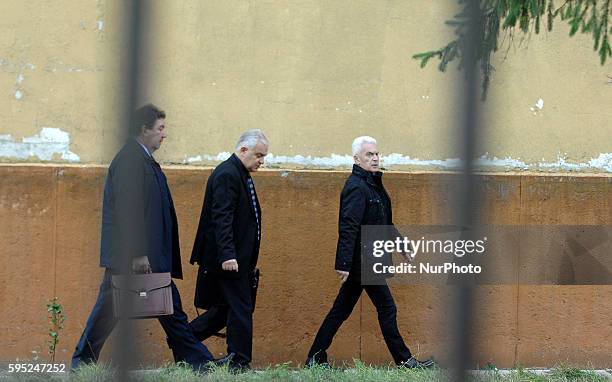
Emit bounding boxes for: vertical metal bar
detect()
[114,0,151,379]
[449,0,483,380]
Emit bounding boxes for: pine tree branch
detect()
[414,0,611,100]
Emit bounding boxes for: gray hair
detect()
[352,136,377,156]
[235,129,269,151]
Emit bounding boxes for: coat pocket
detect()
[367,197,385,222]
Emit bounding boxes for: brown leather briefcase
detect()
[111,272,173,319]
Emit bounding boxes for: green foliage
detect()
[550,363,608,381]
[413,0,612,99]
[513,364,550,382]
[70,363,116,382]
[46,297,66,363]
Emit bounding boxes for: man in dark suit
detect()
[305,136,434,369]
[71,104,214,370]
[190,130,268,370]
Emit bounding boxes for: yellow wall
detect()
[1,1,610,171]
[2,1,611,369]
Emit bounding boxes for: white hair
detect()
[235,129,269,151]
[351,136,377,156]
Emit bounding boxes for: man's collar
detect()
[352,164,383,185]
[352,164,382,177]
[230,153,250,178]
[134,138,152,158]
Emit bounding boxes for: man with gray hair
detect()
[190,130,268,371]
[306,136,434,369]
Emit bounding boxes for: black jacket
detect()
[335,164,397,279]
[100,139,182,278]
[190,154,261,278]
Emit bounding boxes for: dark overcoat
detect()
[190,154,261,279]
[99,139,182,278]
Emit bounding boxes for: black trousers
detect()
[71,269,213,369]
[218,275,253,365]
[190,305,228,342]
[308,280,412,365]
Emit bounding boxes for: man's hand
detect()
[335,270,349,283]
[132,256,152,274]
[222,259,239,272]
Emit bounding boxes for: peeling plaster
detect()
[530,98,544,114]
[43,61,95,73]
[0,59,35,71]
[184,152,231,164]
[183,152,458,169]
[95,0,105,40]
[181,151,612,173]
[185,155,203,163]
[14,74,25,100]
[474,154,529,170]
[0,128,80,162]
[382,153,462,169]
[588,154,612,172]
[266,153,354,168]
[1,60,35,100]
[538,153,612,172]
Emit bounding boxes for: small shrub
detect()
[46,297,65,363]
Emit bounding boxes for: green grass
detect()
[2,361,609,382]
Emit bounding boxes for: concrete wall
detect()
[1,1,610,172]
[1,0,611,370]
[1,165,610,367]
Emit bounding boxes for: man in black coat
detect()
[306,136,434,369]
[71,104,214,370]
[190,130,268,370]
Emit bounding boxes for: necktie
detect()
[246,177,260,241]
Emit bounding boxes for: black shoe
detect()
[399,357,435,369]
[305,356,330,368]
[214,352,235,367]
[214,352,250,372]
